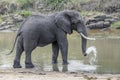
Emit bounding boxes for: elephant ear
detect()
[55,12,72,34]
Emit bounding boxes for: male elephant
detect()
[9,10,92,71]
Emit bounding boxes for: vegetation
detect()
[111,21,120,28]
[0,16,3,23]
[44,0,71,10]
[18,10,32,18]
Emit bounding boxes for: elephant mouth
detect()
[80,33,96,40]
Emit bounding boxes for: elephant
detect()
[9,10,93,71]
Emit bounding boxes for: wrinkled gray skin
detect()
[10,10,87,71]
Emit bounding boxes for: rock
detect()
[104,22,110,28]
[0,25,14,30]
[93,14,106,20]
[86,14,119,29]
[9,3,17,13]
[10,14,24,23]
[95,21,104,29]
[0,1,8,15]
[0,13,24,31]
[105,19,117,24]
[0,22,7,27]
[86,18,98,25]
[87,21,110,29]
[86,23,96,29]
[116,26,120,29]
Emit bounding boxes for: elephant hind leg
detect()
[13,37,24,68]
[24,40,37,68]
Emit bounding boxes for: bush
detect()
[98,0,120,13]
[111,21,120,28]
[19,10,32,18]
[0,16,3,23]
[44,0,72,10]
[17,0,33,9]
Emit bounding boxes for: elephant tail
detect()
[6,32,21,55]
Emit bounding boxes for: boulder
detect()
[0,1,8,15]
[93,14,106,20]
[105,19,116,24]
[9,3,17,13]
[0,22,7,27]
[0,25,14,30]
[86,14,119,29]
[116,27,120,29]
[87,21,110,29]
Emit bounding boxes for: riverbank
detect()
[0,68,119,80]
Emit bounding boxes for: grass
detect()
[0,15,3,23]
[18,10,32,18]
[111,21,120,28]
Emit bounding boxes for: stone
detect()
[104,22,110,28]
[86,23,96,29]
[9,3,17,13]
[86,18,97,25]
[0,22,7,27]
[105,19,117,24]
[87,21,110,29]
[94,14,106,20]
[116,26,120,29]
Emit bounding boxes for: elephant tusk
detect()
[80,33,96,40]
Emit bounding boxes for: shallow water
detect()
[0,32,120,74]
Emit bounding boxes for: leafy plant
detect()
[0,15,3,23]
[19,10,32,18]
[17,0,33,9]
[44,0,72,10]
[111,21,120,28]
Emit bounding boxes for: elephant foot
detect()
[62,65,68,72]
[52,64,59,71]
[25,62,34,68]
[13,60,22,68]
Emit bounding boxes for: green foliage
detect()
[17,0,32,5]
[17,0,33,9]
[0,15,3,23]
[18,10,32,18]
[111,21,120,28]
[44,0,72,10]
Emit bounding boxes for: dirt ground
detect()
[0,68,119,80]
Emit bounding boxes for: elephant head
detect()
[55,10,93,56]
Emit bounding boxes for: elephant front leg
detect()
[59,39,68,72]
[52,41,59,71]
[57,35,68,72]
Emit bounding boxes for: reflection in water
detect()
[0,32,120,74]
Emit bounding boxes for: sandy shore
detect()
[0,68,119,80]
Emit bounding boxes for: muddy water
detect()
[0,32,120,74]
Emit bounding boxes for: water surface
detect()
[0,32,120,74]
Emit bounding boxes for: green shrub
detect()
[44,0,72,10]
[17,0,33,9]
[111,21,120,28]
[0,16,3,23]
[19,10,32,18]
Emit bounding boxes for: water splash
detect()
[68,60,97,72]
[86,46,97,65]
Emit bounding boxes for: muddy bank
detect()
[0,68,119,80]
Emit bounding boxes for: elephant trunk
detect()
[80,31,87,56]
